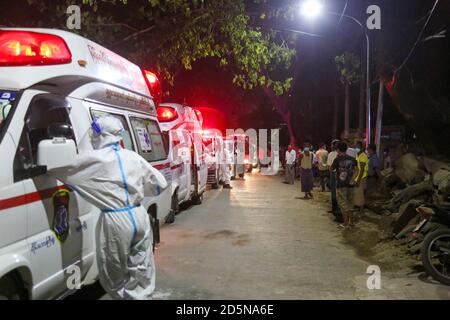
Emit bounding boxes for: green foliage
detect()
[335,52,361,85]
[23,0,295,95]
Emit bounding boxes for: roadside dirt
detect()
[314,189,421,273]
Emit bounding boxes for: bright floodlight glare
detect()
[301,0,323,19]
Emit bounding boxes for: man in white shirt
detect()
[316,143,329,192]
[284,144,296,185]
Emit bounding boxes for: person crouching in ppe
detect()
[49,116,168,300]
[221,147,233,189]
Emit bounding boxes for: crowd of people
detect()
[283,139,387,229]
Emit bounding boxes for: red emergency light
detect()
[142,70,163,107]
[157,106,178,123]
[0,31,72,66]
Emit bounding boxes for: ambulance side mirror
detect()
[37,138,77,170]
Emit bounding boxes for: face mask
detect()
[304,148,310,152]
[355,148,361,154]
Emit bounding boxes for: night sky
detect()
[1,0,449,148]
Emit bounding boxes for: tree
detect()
[335,52,361,139]
[19,0,295,95]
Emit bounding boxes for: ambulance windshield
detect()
[0,91,16,133]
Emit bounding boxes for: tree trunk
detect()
[384,181,434,212]
[262,87,297,147]
[358,66,365,139]
[333,84,339,139]
[284,113,296,146]
[344,80,350,139]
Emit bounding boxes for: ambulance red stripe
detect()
[170,163,183,170]
[153,163,171,170]
[0,186,72,211]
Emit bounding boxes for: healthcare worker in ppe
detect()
[221,147,233,189]
[49,116,168,300]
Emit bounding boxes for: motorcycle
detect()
[413,204,450,285]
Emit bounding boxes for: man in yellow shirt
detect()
[354,141,369,213]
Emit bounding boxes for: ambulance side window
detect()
[129,117,168,162]
[90,109,134,151]
[13,131,33,182]
[25,95,73,164]
[13,94,74,181]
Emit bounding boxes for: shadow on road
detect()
[65,282,106,300]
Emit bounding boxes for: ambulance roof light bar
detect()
[0,30,72,66]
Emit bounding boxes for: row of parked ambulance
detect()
[0,28,257,299]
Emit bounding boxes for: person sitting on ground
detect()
[331,142,358,229]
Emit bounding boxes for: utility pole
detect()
[375,79,384,156]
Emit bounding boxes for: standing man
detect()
[327,140,341,221]
[331,142,358,229]
[316,143,329,192]
[353,141,369,214]
[299,144,314,199]
[50,116,168,300]
[284,144,296,185]
[367,144,383,192]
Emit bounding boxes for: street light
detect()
[300,0,323,19]
[298,1,372,147]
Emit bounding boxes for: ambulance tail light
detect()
[157,106,178,123]
[143,70,163,107]
[0,31,72,66]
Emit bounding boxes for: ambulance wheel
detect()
[0,273,27,300]
[172,193,180,215]
[192,193,203,205]
[165,211,175,224]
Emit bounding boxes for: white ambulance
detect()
[202,129,224,189]
[0,28,171,299]
[158,103,207,218]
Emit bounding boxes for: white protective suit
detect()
[220,148,232,185]
[50,116,168,300]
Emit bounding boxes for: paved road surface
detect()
[70,173,450,300]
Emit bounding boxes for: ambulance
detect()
[0,28,172,299]
[157,103,207,218]
[202,129,224,189]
